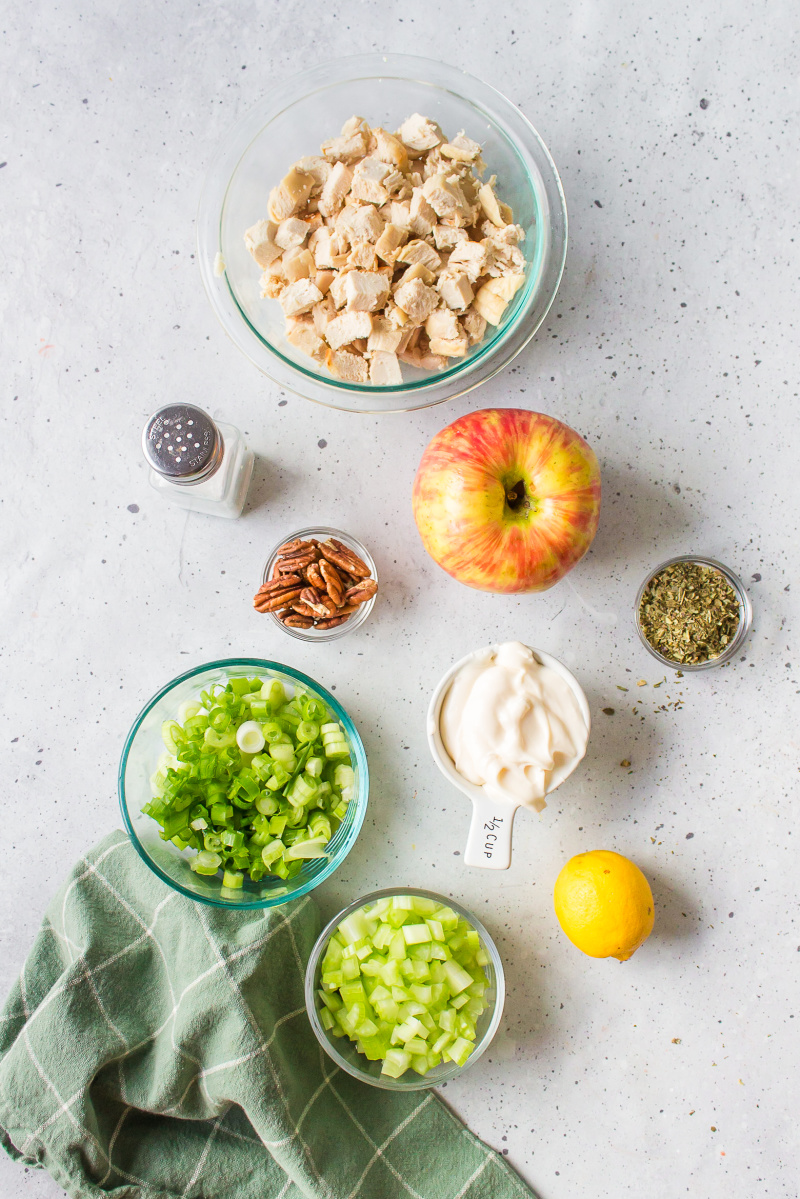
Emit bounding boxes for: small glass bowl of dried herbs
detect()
[635,555,752,671]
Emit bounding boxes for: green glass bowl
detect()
[197,53,567,413]
[118,658,369,908]
[305,887,505,1090]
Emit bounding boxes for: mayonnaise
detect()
[439,641,589,809]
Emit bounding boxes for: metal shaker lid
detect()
[142,404,222,482]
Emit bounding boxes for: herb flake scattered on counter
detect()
[639,562,741,664]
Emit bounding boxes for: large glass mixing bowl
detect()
[197,54,567,413]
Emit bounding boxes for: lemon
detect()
[553,850,654,961]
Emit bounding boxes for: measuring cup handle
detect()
[464,796,516,870]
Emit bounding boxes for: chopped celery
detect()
[318,895,490,1079]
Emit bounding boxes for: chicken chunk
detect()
[327,348,369,382]
[369,350,403,385]
[372,128,410,172]
[408,188,437,236]
[395,239,441,272]
[478,179,506,228]
[461,306,487,344]
[367,316,404,353]
[472,272,525,325]
[394,278,439,324]
[437,270,474,311]
[350,157,392,204]
[440,133,482,163]
[374,223,407,264]
[268,167,314,222]
[286,316,326,362]
[344,270,391,312]
[279,278,323,317]
[447,240,490,283]
[433,224,469,252]
[245,219,282,268]
[324,310,373,351]
[425,307,461,341]
[318,162,354,218]
[282,247,316,282]
[336,203,385,244]
[422,173,474,225]
[275,217,310,250]
[396,113,443,153]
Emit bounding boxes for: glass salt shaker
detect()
[142,404,254,518]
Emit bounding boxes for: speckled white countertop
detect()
[1,2,798,1196]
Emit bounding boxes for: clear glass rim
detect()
[196,52,568,413]
[117,656,369,908]
[261,527,378,642]
[304,885,506,1090]
[634,555,753,672]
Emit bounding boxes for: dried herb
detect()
[639,562,741,664]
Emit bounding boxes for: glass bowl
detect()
[197,53,567,414]
[304,887,505,1090]
[261,527,377,643]
[635,555,753,672]
[118,658,369,908]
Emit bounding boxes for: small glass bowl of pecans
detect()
[256,527,378,642]
[635,554,752,671]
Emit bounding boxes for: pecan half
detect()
[300,587,335,618]
[345,578,378,606]
[319,559,345,607]
[276,551,316,574]
[291,600,318,618]
[254,586,304,612]
[276,537,314,556]
[319,538,371,578]
[282,614,313,629]
[305,562,326,591]
[315,615,350,629]
[256,573,301,596]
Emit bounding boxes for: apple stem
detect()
[506,479,528,511]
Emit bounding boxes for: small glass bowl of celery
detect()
[305,888,505,1089]
[119,658,368,908]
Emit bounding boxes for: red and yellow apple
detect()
[412,408,601,593]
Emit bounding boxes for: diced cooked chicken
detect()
[314,269,335,295]
[268,167,314,222]
[395,239,441,272]
[440,133,482,163]
[293,156,332,190]
[369,350,403,385]
[425,308,461,342]
[275,217,310,250]
[472,272,525,325]
[395,261,436,288]
[437,270,474,311]
[286,316,326,361]
[324,309,373,351]
[259,261,285,299]
[312,295,337,335]
[310,226,348,269]
[372,128,409,172]
[422,174,474,225]
[318,162,354,218]
[461,306,487,345]
[478,178,506,228]
[279,278,323,317]
[394,278,439,324]
[245,219,282,268]
[336,204,385,244]
[396,113,443,153]
[367,316,404,353]
[408,188,437,236]
[347,241,379,271]
[447,239,490,283]
[344,270,390,312]
[388,200,412,230]
[350,157,392,204]
[247,111,525,384]
[375,223,407,264]
[433,224,469,252]
[327,348,369,382]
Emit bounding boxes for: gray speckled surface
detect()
[1,1,798,1196]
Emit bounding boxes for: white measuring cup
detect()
[426,644,591,870]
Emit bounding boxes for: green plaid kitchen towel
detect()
[0,831,536,1199]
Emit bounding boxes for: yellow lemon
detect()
[553,850,654,961]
